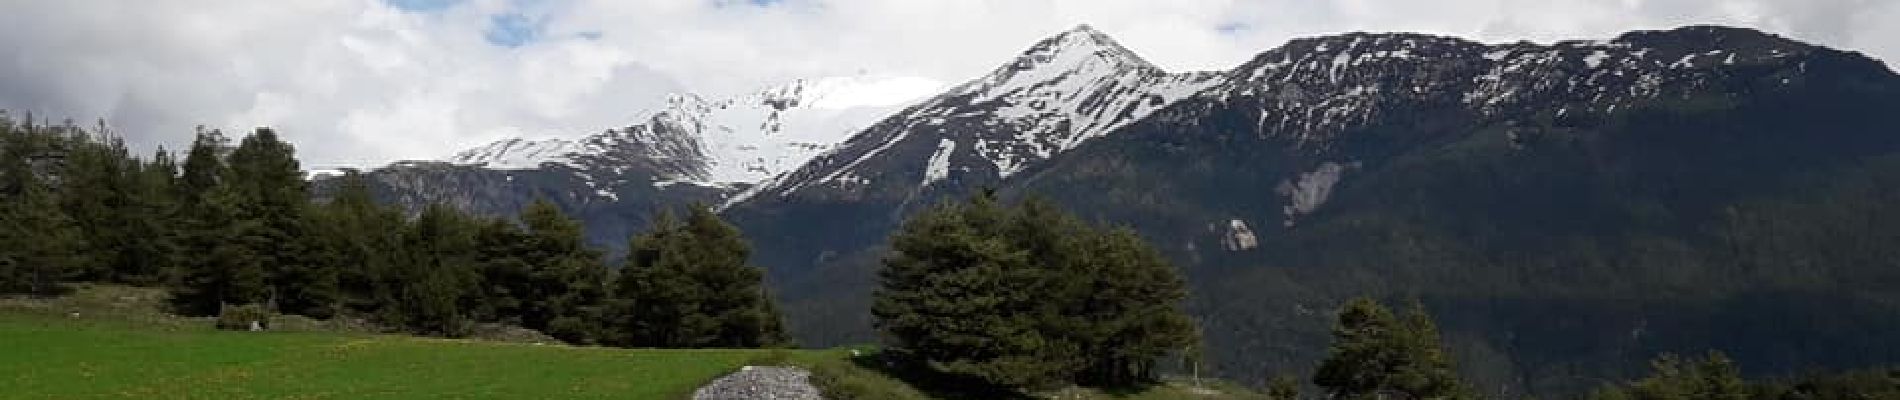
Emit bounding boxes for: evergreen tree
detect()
[55,129,135,282]
[611,204,786,348]
[511,199,606,342]
[471,217,531,324]
[307,171,403,316]
[169,186,270,315]
[1312,298,1470,400]
[178,127,228,202]
[1591,352,1751,400]
[225,128,333,317]
[168,131,269,315]
[119,149,183,286]
[390,204,480,336]
[0,123,87,295]
[874,192,1061,387]
[874,193,1201,389]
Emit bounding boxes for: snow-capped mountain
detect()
[721,25,1900,396]
[448,74,944,186]
[737,25,1222,204]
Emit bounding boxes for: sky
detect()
[0,0,1893,168]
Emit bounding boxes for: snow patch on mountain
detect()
[446,73,943,186]
[449,138,582,170]
[922,138,955,187]
[944,25,1223,177]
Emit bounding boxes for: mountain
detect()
[730,24,1220,206]
[727,25,1900,397]
[317,74,939,247]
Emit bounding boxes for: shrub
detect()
[215,303,273,331]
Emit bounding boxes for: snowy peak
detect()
[930,25,1223,177]
[442,74,941,188]
[746,25,1222,203]
[1209,26,1871,147]
[448,137,582,170]
[949,24,1161,100]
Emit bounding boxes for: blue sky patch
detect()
[485,13,546,47]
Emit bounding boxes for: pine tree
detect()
[1594,352,1751,400]
[391,204,480,336]
[169,186,270,314]
[308,171,403,316]
[512,199,605,342]
[1312,297,1470,400]
[873,192,1059,387]
[875,193,1199,389]
[610,204,786,348]
[56,129,135,282]
[225,128,333,317]
[178,127,228,202]
[682,204,785,347]
[472,217,531,324]
[0,125,87,295]
[168,131,269,315]
[116,148,183,285]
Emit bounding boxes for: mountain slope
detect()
[1020,26,1900,396]
[735,25,1900,397]
[320,74,939,248]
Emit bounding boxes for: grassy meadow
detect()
[0,285,1257,400]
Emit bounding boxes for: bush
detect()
[215,303,273,331]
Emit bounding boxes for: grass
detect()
[0,285,1261,399]
[0,314,763,399]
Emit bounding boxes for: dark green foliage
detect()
[1313,298,1470,400]
[873,193,1198,390]
[1589,352,1747,400]
[608,204,787,348]
[0,120,87,295]
[225,128,333,318]
[55,127,138,282]
[169,186,271,315]
[389,204,481,336]
[305,171,404,317]
[508,199,607,341]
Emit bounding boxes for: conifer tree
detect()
[168,130,270,315]
[308,171,403,315]
[225,128,333,317]
[612,204,786,348]
[391,204,480,336]
[119,149,183,285]
[874,192,1060,387]
[512,199,605,341]
[169,186,270,314]
[0,125,87,295]
[875,193,1199,389]
[1313,297,1470,400]
[1591,352,1750,400]
[56,130,135,282]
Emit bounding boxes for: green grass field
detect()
[0,314,773,399]
[0,285,1259,400]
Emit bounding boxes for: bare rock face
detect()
[692,366,825,400]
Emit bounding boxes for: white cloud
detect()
[0,0,1892,168]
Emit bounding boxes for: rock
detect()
[692,366,825,400]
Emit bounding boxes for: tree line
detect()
[0,116,784,348]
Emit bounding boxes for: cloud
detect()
[0,0,1891,168]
